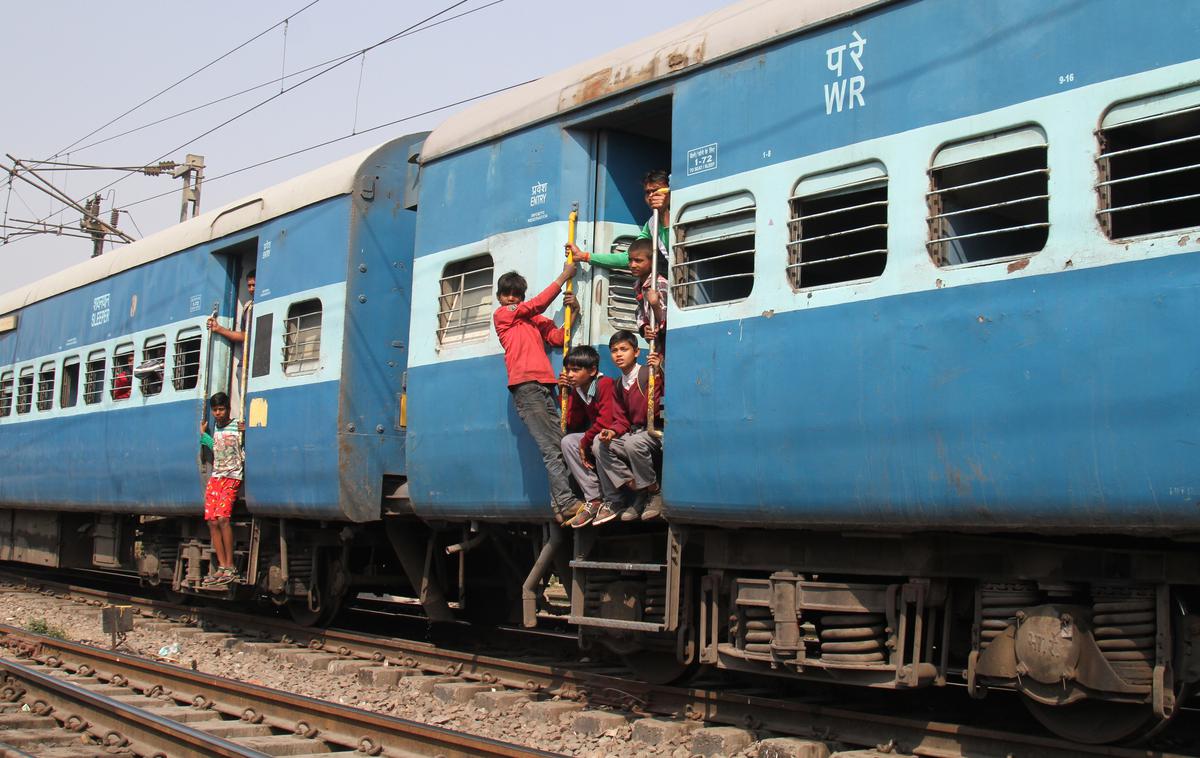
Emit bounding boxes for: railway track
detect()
[0,567,1195,758]
[0,623,559,758]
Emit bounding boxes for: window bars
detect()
[927,127,1049,266]
[282,299,323,375]
[789,163,888,289]
[1097,87,1200,239]
[16,368,33,414]
[36,362,55,411]
[672,192,756,308]
[437,254,494,347]
[60,358,80,409]
[606,237,639,331]
[0,372,12,417]
[110,345,134,401]
[173,330,202,390]
[84,352,106,405]
[140,337,166,396]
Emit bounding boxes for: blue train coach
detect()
[409,0,1200,741]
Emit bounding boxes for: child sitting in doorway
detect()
[594,330,665,521]
[559,345,630,528]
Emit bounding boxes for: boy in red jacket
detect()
[594,329,665,520]
[559,345,630,527]
[493,262,579,522]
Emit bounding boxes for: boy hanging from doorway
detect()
[200,391,243,586]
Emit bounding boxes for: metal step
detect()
[567,615,665,632]
[569,559,665,572]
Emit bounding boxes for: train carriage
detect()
[411,0,1200,741]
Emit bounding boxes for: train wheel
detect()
[1023,688,1185,745]
[620,650,697,685]
[287,580,343,627]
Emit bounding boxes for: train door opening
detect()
[208,239,257,426]
[578,98,672,356]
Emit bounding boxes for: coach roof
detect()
[0,143,390,317]
[420,0,888,162]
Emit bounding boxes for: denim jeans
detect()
[511,382,575,512]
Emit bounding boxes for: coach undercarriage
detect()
[570,524,1200,744]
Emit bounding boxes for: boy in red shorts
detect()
[201,392,243,586]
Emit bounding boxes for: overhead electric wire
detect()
[9,0,504,246]
[63,0,504,157]
[47,0,323,161]
[116,77,535,212]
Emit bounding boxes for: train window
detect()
[60,357,80,409]
[173,328,202,390]
[605,237,639,331]
[0,371,12,417]
[927,126,1049,266]
[788,162,888,290]
[139,335,166,396]
[36,362,55,412]
[672,191,756,307]
[111,344,134,401]
[1098,85,1200,239]
[16,368,33,414]
[437,254,493,347]
[84,351,106,405]
[282,299,322,375]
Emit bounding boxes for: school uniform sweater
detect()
[493,282,564,387]
[565,375,630,454]
[615,365,663,429]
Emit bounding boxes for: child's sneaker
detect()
[641,492,663,521]
[621,490,647,521]
[567,500,600,528]
[209,567,235,586]
[557,500,585,523]
[592,502,619,526]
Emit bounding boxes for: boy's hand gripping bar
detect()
[647,208,663,439]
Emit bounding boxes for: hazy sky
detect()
[1,0,731,292]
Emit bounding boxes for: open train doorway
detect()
[207,238,257,432]
[574,97,672,356]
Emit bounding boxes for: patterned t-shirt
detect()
[211,419,244,480]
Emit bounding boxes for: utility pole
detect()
[174,154,204,222]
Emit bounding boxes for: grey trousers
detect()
[511,382,575,511]
[595,429,661,491]
[561,432,600,502]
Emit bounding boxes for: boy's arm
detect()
[510,261,577,319]
[582,380,629,451]
[587,250,630,269]
[533,315,564,347]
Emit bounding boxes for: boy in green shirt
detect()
[567,169,670,268]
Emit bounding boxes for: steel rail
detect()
[0,657,268,758]
[1,570,1194,758]
[0,623,558,758]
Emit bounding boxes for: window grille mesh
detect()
[36,363,54,411]
[436,254,494,347]
[173,331,202,390]
[672,193,756,307]
[282,299,322,375]
[0,373,12,417]
[16,370,33,414]
[111,345,133,401]
[789,175,888,289]
[84,352,106,405]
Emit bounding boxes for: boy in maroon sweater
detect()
[559,345,630,527]
[595,329,665,521]
[493,262,580,522]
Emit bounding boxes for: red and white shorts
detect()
[204,476,240,521]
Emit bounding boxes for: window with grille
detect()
[0,372,12,417]
[789,162,888,289]
[84,351,106,405]
[173,329,202,390]
[139,336,166,396]
[605,236,639,331]
[282,299,322,375]
[36,362,55,411]
[927,126,1049,266]
[60,358,80,409]
[1098,86,1200,239]
[436,254,493,347]
[111,344,134,401]
[16,368,33,414]
[672,191,756,307]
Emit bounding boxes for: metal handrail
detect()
[926,222,1050,246]
[926,167,1048,196]
[787,248,887,269]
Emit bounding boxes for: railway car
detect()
[410,0,1200,743]
[0,135,439,623]
[3,0,1200,745]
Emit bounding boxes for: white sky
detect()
[1,0,731,293]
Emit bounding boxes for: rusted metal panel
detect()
[557,35,706,111]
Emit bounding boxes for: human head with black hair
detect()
[208,391,231,427]
[496,271,528,306]
[626,238,656,282]
[246,269,256,299]
[609,330,640,374]
[643,169,670,215]
[563,344,600,389]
